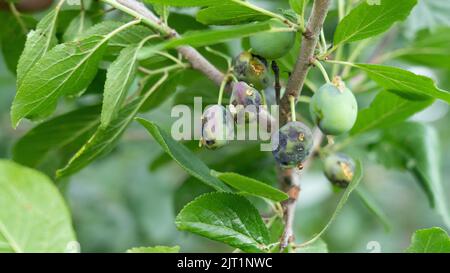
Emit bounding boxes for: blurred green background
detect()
[0,0,449,253]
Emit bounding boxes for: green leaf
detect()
[175,192,270,252]
[296,238,328,253]
[196,4,270,25]
[17,9,60,86]
[63,13,94,42]
[373,122,450,228]
[56,99,138,178]
[334,0,417,45]
[56,59,167,178]
[101,45,140,128]
[212,171,288,202]
[353,64,450,104]
[350,91,433,135]
[127,245,180,253]
[268,216,284,244]
[11,21,140,128]
[289,0,308,15]
[136,118,231,192]
[167,21,273,48]
[13,105,101,168]
[395,28,450,69]
[406,227,450,253]
[0,160,76,253]
[138,21,272,60]
[299,160,363,247]
[81,21,156,56]
[146,0,278,25]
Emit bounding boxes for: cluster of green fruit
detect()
[200,19,357,188]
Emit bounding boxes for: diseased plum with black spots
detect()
[229,81,262,123]
[271,121,313,169]
[233,51,271,90]
[201,105,234,149]
[323,153,355,188]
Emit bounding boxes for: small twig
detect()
[271,60,281,105]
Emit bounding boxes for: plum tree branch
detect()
[102,0,225,86]
[278,0,330,251]
[279,0,331,125]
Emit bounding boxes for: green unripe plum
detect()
[323,153,355,188]
[249,19,295,60]
[233,51,271,90]
[310,80,358,135]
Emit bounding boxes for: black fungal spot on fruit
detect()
[271,121,313,169]
[323,153,355,188]
[229,81,262,123]
[233,51,271,90]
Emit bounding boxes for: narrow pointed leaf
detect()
[101,45,140,128]
[136,118,231,192]
[17,9,61,86]
[11,21,137,127]
[138,21,272,59]
[334,0,417,45]
[56,99,140,178]
[212,171,288,202]
[56,72,166,178]
[353,64,450,104]
[196,4,270,25]
[165,21,272,48]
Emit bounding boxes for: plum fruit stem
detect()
[289,96,296,122]
[313,59,331,83]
